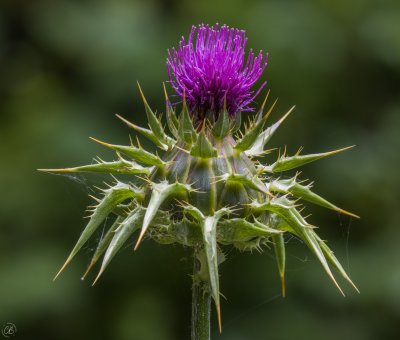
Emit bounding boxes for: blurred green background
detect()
[1,0,399,339]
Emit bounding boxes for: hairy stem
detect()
[191,251,211,340]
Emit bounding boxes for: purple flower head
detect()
[167,24,268,118]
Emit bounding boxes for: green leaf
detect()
[218,218,281,243]
[39,158,152,175]
[212,110,230,139]
[250,197,345,294]
[254,89,270,123]
[90,137,165,166]
[178,101,197,144]
[272,233,286,297]
[234,99,277,152]
[137,82,171,148]
[116,114,174,150]
[54,182,141,280]
[269,178,359,218]
[220,173,270,195]
[190,131,217,158]
[230,111,242,134]
[163,83,180,139]
[93,206,145,284]
[245,106,294,157]
[182,204,205,222]
[134,181,192,249]
[264,146,355,173]
[170,217,202,246]
[291,219,344,295]
[82,215,125,279]
[181,207,230,329]
[314,232,359,292]
[202,215,221,330]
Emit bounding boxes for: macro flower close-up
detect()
[42,23,358,339]
[2,1,399,340]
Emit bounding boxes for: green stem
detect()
[191,252,211,340]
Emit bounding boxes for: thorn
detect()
[216,302,222,333]
[89,193,101,200]
[260,89,270,113]
[53,256,72,281]
[263,98,278,122]
[163,82,169,102]
[92,269,103,286]
[37,168,75,173]
[81,261,96,280]
[134,229,146,251]
[116,114,136,129]
[278,105,295,124]
[296,146,304,156]
[89,136,112,148]
[136,136,142,149]
[331,274,346,297]
[350,280,360,294]
[137,81,149,107]
[326,145,356,156]
[173,144,190,154]
[335,207,360,219]
[201,118,206,132]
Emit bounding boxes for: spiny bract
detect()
[42,24,359,331]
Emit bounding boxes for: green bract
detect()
[41,85,359,331]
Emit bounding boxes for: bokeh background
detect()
[1,0,399,339]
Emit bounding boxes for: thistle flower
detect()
[41,23,359,339]
[167,24,267,118]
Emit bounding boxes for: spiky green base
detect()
[42,85,359,332]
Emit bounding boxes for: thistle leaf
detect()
[221,173,271,196]
[230,111,242,134]
[272,233,286,297]
[137,82,171,147]
[116,114,174,150]
[212,109,230,139]
[164,83,180,139]
[190,131,218,158]
[82,216,124,279]
[291,218,344,296]
[93,206,145,284]
[253,219,284,234]
[90,137,165,166]
[182,207,229,329]
[218,218,281,243]
[250,197,344,295]
[39,158,152,175]
[178,100,197,144]
[269,178,359,218]
[202,215,221,330]
[54,182,141,280]
[253,90,272,124]
[245,106,294,157]
[182,204,205,221]
[170,217,202,246]
[264,146,355,173]
[314,233,359,293]
[134,181,191,249]
[234,99,277,152]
